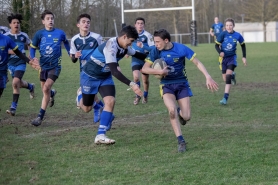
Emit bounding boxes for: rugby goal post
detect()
[120,0,197,46]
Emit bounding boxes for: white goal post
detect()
[120,0,197,46]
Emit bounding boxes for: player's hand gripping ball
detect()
[151,58,167,79]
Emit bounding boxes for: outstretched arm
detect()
[241,43,247,66]
[14,48,40,70]
[191,57,218,92]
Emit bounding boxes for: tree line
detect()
[1,0,278,43]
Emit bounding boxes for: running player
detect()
[30,10,70,126]
[131,17,154,105]
[142,29,218,152]
[215,18,247,105]
[70,13,105,123]
[76,25,146,145]
[5,13,35,116]
[0,34,39,109]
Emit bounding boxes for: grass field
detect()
[0,42,278,185]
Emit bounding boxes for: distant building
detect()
[235,22,278,42]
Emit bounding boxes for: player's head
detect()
[41,10,54,30]
[77,14,91,32]
[118,25,138,49]
[153,29,171,50]
[225,18,235,33]
[7,14,22,32]
[214,17,219,23]
[134,17,145,33]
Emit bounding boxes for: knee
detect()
[104,98,115,108]
[226,74,232,84]
[12,82,20,89]
[42,85,51,94]
[82,106,92,113]
[133,76,140,82]
[168,107,176,119]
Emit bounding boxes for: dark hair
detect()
[7,14,23,24]
[135,17,145,24]
[119,25,138,39]
[153,29,171,41]
[225,18,235,26]
[41,10,54,20]
[77,13,91,23]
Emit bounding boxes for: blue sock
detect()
[224,93,229,100]
[38,108,46,119]
[77,93,82,103]
[136,81,140,88]
[27,83,33,91]
[11,102,17,110]
[97,111,112,135]
[143,91,148,98]
[177,135,185,143]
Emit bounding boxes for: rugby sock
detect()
[224,93,229,101]
[77,93,82,103]
[12,94,19,103]
[10,101,18,110]
[177,135,185,143]
[27,83,33,91]
[38,108,46,120]
[136,81,140,87]
[97,111,112,135]
[231,72,235,79]
[143,91,148,98]
[50,90,55,97]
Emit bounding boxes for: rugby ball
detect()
[152,58,167,79]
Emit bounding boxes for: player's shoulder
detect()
[3,31,10,36]
[71,33,80,41]
[89,32,102,39]
[19,31,30,38]
[142,30,152,36]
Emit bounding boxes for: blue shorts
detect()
[131,60,144,71]
[8,64,26,78]
[0,74,8,88]
[40,66,61,82]
[161,82,193,100]
[80,71,115,95]
[222,55,237,72]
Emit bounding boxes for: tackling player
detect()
[76,25,146,145]
[5,13,35,116]
[142,29,218,152]
[70,13,106,123]
[30,10,70,126]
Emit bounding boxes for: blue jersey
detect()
[211,22,224,37]
[30,28,70,70]
[215,30,244,57]
[83,37,136,79]
[146,42,196,84]
[0,34,18,75]
[0,26,9,34]
[70,32,103,72]
[4,31,31,66]
[131,30,154,64]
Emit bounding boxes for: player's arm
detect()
[240,43,247,66]
[71,54,78,63]
[132,51,147,61]
[210,28,214,36]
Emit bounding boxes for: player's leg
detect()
[162,83,188,152]
[132,65,141,105]
[141,72,149,104]
[92,94,104,123]
[31,68,59,126]
[94,77,116,145]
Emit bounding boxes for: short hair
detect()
[77,13,91,23]
[7,14,23,24]
[119,25,138,39]
[41,10,54,20]
[153,29,171,42]
[135,17,145,24]
[225,18,235,26]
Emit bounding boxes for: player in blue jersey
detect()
[29,10,70,126]
[0,34,40,109]
[142,29,218,152]
[210,17,224,41]
[4,14,35,116]
[76,25,146,145]
[70,13,105,123]
[131,17,154,105]
[215,18,247,105]
[0,26,9,34]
